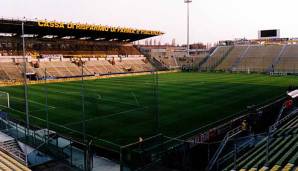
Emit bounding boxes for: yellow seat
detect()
[270,165,281,171]
[0,161,13,171]
[281,163,294,171]
[248,168,257,171]
[0,150,30,171]
[0,155,22,170]
[240,169,246,171]
[259,166,269,171]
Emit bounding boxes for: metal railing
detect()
[207,126,242,171]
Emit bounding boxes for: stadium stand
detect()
[176,53,208,69]
[0,56,155,81]
[221,113,298,171]
[215,46,249,71]
[35,61,85,78]
[0,132,29,171]
[0,68,10,80]
[0,18,160,82]
[152,55,178,69]
[275,44,298,73]
[200,46,233,70]
[198,44,298,74]
[0,139,26,163]
[137,45,182,69]
[84,60,111,75]
[116,57,154,72]
[0,37,156,80]
[0,62,23,81]
[235,45,283,72]
[119,46,142,56]
[34,45,142,57]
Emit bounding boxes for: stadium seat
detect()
[281,163,294,171]
[0,150,29,171]
[259,166,269,171]
[270,165,281,171]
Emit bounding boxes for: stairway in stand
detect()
[0,139,26,164]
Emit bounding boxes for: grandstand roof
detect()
[0,18,163,42]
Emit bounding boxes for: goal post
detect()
[0,91,10,109]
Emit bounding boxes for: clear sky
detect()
[2,0,298,45]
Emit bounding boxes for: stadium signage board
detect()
[258,29,280,39]
[37,20,162,36]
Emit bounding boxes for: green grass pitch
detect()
[0,72,297,151]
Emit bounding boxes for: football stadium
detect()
[0,2,298,171]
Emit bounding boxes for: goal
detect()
[0,91,10,109]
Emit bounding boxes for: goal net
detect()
[0,91,10,109]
